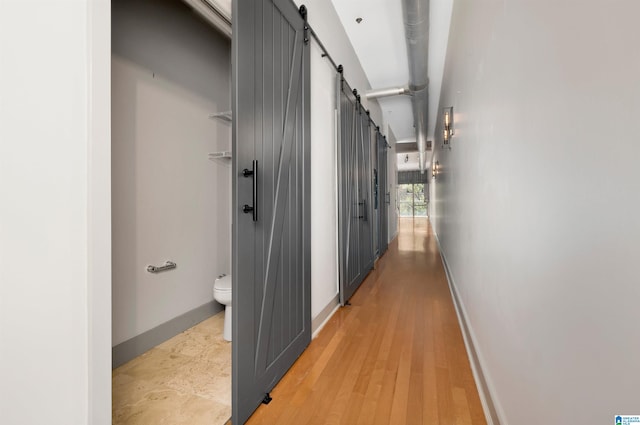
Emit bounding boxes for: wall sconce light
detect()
[432,160,439,179]
[443,106,454,148]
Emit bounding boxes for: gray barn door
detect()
[377,130,389,255]
[357,106,374,273]
[232,0,311,423]
[338,79,375,305]
[338,83,361,304]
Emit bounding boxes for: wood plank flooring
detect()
[244,218,487,424]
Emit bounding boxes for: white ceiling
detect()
[397,152,422,171]
[330,0,454,171]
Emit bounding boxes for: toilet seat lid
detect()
[214,275,232,291]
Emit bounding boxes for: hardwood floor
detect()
[244,218,487,424]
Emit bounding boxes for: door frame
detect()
[87,0,112,423]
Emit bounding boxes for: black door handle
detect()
[362,199,367,222]
[357,199,367,221]
[242,160,258,222]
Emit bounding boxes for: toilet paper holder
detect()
[147,261,177,273]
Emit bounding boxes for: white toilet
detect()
[213,274,232,341]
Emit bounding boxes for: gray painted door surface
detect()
[232,0,311,423]
[338,84,361,304]
[338,79,374,305]
[377,130,389,255]
[357,106,374,273]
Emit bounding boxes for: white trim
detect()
[433,231,506,425]
[87,1,112,424]
[312,295,340,339]
[112,301,223,368]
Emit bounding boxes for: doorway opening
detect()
[110,0,232,423]
[398,183,428,218]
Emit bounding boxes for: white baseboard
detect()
[311,294,340,339]
[433,232,505,425]
[112,300,223,368]
[388,230,398,244]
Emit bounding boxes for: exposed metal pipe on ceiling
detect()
[365,86,410,99]
[402,0,429,172]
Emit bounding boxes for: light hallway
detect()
[245,217,487,424]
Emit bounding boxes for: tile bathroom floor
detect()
[112,312,231,425]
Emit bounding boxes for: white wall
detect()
[0,0,111,424]
[294,0,383,128]
[297,0,384,321]
[431,1,640,423]
[426,0,454,141]
[111,0,231,345]
[309,40,340,319]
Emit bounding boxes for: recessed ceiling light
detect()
[356,17,363,24]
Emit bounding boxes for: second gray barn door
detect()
[338,78,375,305]
[338,84,361,303]
[377,130,389,255]
[232,0,311,423]
[357,106,374,274]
